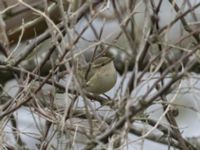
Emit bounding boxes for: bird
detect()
[77,57,117,94]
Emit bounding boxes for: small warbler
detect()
[77,57,117,94]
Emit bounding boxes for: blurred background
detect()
[1,0,200,149]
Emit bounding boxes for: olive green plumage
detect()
[77,57,117,94]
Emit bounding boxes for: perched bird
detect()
[77,57,117,94]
